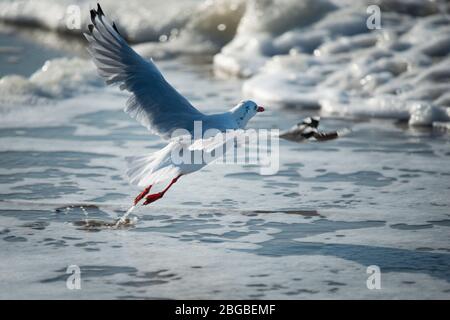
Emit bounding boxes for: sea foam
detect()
[230,0,450,127]
[1,0,449,127]
[0,57,101,106]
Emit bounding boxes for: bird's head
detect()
[230,100,265,128]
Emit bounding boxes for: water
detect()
[115,205,136,227]
[0,0,449,299]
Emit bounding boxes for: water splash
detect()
[115,205,136,228]
[80,205,89,223]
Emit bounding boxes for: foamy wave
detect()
[0,0,198,42]
[233,0,450,126]
[0,57,101,106]
[214,0,337,77]
[2,0,450,127]
[0,0,247,60]
[0,0,244,50]
[133,0,245,59]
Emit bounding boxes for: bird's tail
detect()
[125,142,181,187]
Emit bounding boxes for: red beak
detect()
[257,106,265,112]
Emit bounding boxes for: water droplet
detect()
[217,24,226,31]
[42,61,50,72]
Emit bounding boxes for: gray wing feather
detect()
[84,4,204,138]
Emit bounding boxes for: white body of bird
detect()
[84,4,264,205]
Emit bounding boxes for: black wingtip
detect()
[112,22,121,35]
[90,9,96,23]
[299,116,320,128]
[301,131,315,139]
[97,3,104,16]
[88,24,94,33]
[313,131,339,141]
[310,118,319,128]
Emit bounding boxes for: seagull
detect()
[279,116,342,142]
[84,4,265,207]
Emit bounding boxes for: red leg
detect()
[142,175,182,206]
[134,185,152,205]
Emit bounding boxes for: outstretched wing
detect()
[84,4,204,138]
[280,116,346,142]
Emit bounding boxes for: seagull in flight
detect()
[280,116,342,142]
[84,4,265,207]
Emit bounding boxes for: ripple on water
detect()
[3,183,83,200]
[238,218,450,282]
[40,265,139,283]
[73,218,135,232]
[0,151,115,170]
[390,223,433,230]
[3,235,27,242]
[0,168,103,184]
[306,171,396,187]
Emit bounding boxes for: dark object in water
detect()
[73,218,133,231]
[280,116,344,142]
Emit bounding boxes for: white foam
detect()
[214,0,336,77]
[2,0,450,127]
[0,57,102,106]
[0,0,244,57]
[134,0,246,59]
[0,0,199,42]
[234,0,450,126]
